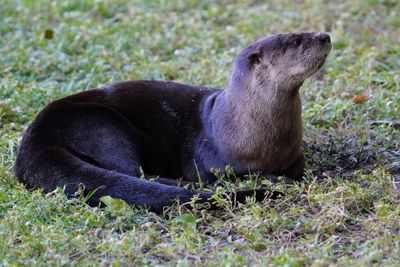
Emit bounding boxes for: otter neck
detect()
[210,80,303,168]
[230,80,302,124]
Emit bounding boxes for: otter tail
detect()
[15,146,279,213]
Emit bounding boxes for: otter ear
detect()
[248,50,262,66]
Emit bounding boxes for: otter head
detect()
[229,32,332,93]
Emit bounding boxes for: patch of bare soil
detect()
[305,139,400,180]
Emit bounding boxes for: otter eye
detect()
[292,36,302,46]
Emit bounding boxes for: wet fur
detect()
[15,32,331,213]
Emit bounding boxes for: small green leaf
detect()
[173,214,197,227]
[100,196,132,215]
[252,243,267,251]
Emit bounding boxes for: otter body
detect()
[16,32,331,212]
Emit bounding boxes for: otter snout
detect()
[289,32,332,78]
[315,32,331,44]
[312,32,332,54]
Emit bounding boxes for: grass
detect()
[1,0,400,265]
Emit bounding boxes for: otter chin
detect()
[15,32,331,213]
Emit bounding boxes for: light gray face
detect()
[246,32,332,87]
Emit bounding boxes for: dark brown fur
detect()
[15,32,331,213]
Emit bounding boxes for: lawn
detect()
[1,0,399,266]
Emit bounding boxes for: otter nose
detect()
[316,32,331,44]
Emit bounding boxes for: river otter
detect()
[15,32,332,213]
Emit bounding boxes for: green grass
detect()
[1,0,400,265]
